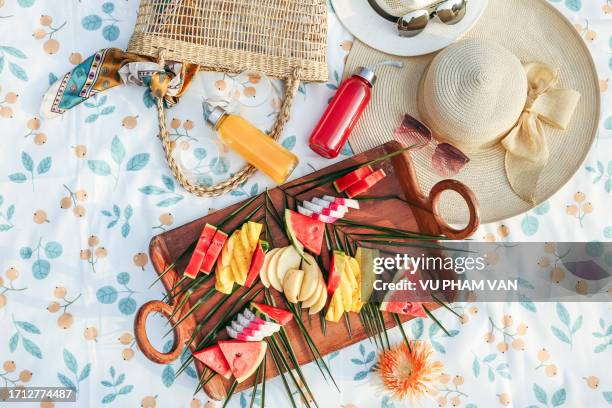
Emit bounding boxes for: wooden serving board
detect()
[134,141,479,401]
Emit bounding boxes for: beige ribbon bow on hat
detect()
[501,62,581,204]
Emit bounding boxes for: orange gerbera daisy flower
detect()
[375,341,442,401]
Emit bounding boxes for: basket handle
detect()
[156,53,303,197]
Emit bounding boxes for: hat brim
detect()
[345,0,600,224]
[331,0,488,56]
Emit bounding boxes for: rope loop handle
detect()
[156,52,302,197]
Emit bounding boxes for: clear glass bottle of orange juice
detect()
[205,105,299,185]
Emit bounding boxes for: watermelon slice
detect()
[322,196,360,210]
[185,224,218,278]
[380,301,426,317]
[244,242,265,288]
[345,169,386,198]
[218,340,267,383]
[193,344,232,379]
[200,230,228,274]
[327,250,347,295]
[249,302,293,325]
[333,165,374,192]
[285,209,325,255]
[379,270,426,317]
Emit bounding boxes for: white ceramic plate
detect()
[331,0,488,56]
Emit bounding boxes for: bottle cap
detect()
[205,105,228,128]
[354,67,376,85]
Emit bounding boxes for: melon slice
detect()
[260,248,280,288]
[218,340,267,383]
[193,344,232,380]
[267,247,287,291]
[380,301,426,317]
[345,169,386,198]
[285,209,325,255]
[200,230,228,274]
[298,253,320,302]
[250,302,293,325]
[282,269,304,303]
[379,270,426,317]
[309,284,327,315]
[244,242,265,287]
[333,165,374,192]
[302,280,324,308]
[185,224,218,279]
[275,245,301,291]
[327,250,347,295]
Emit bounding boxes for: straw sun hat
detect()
[344,0,600,224]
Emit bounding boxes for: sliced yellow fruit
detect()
[348,256,363,312]
[215,279,233,294]
[215,265,234,294]
[345,257,358,289]
[325,288,343,322]
[309,284,327,315]
[325,301,334,321]
[302,278,323,308]
[298,253,320,302]
[260,248,280,288]
[230,257,243,284]
[283,269,304,303]
[232,233,251,285]
[348,256,360,282]
[275,245,301,292]
[221,232,237,267]
[340,263,353,311]
[247,222,262,250]
[334,300,344,321]
[240,225,251,254]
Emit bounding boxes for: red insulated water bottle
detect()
[309,61,403,159]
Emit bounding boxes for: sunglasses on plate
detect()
[368,0,468,37]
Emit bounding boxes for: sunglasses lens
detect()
[397,9,429,37]
[436,0,467,25]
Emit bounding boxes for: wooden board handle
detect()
[134,300,188,364]
[386,141,480,239]
[429,179,479,239]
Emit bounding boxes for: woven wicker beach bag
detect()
[127,0,328,196]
